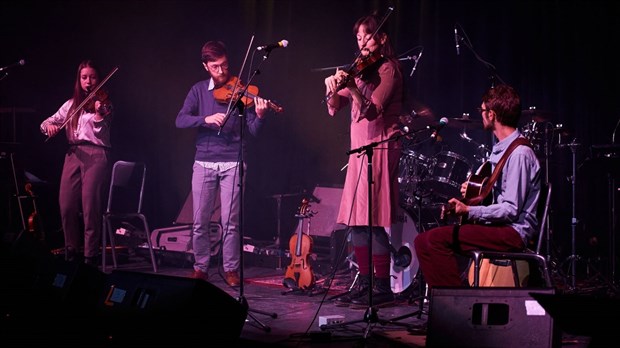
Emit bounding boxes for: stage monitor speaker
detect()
[49,259,106,309]
[98,270,247,346]
[427,287,560,348]
[309,186,345,237]
[1,257,106,347]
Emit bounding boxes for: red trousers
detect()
[414,224,524,287]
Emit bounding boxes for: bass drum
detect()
[386,207,419,294]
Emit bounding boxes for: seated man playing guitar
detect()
[414,84,541,288]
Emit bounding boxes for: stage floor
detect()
[101,254,603,347]
[3,245,616,347]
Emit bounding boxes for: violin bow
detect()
[218,35,256,135]
[322,6,394,104]
[45,66,119,142]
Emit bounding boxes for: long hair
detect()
[352,13,399,81]
[353,13,396,60]
[68,60,100,131]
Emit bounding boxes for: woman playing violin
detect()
[39,59,113,265]
[175,40,271,286]
[324,12,404,308]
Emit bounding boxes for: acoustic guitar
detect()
[441,161,492,225]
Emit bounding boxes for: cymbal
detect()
[447,116,483,129]
[521,108,553,123]
[399,111,435,129]
[399,100,437,129]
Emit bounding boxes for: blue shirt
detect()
[468,130,541,245]
[175,78,265,162]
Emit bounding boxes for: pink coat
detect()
[327,59,403,227]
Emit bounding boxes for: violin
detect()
[84,88,113,115]
[324,49,383,102]
[213,76,284,113]
[25,182,44,241]
[284,198,315,290]
[348,49,383,78]
[45,66,119,142]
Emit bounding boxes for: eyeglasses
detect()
[477,107,490,113]
[206,63,229,72]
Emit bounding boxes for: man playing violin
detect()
[414,84,541,288]
[176,40,270,287]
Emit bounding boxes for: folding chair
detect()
[102,161,157,272]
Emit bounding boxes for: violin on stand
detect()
[283,198,315,290]
[25,182,44,242]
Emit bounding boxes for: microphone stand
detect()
[321,129,425,336]
[454,23,506,88]
[228,36,277,332]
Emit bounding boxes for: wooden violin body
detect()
[284,199,315,289]
[25,182,44,241]
[84,88,113,114]
[324,49,383,102]
[213,76,284,113]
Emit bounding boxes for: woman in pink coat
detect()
[324,12,403,308]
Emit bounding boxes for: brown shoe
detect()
[191,269,209,282]
[225,271,241,287]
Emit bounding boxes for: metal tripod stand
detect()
[559,141,581,290]
[320,144,413,338]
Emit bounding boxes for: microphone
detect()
[409,49,423,77]
[430,117,449,138]
[257,40,289,51]
[0,59,26,72]
[454,27,460,55]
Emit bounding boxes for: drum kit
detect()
[388,106,571,293]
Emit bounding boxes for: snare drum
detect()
[422,151,472,200]
[386,208,419,294]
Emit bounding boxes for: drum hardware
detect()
[460,131,491,163]
[557,140,591,292]
[590,143,620,287]
[398,150,432,209]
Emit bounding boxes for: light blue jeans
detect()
[191,161,242,273]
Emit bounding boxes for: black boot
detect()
[334,274,370,307]
[350,277,395,308]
